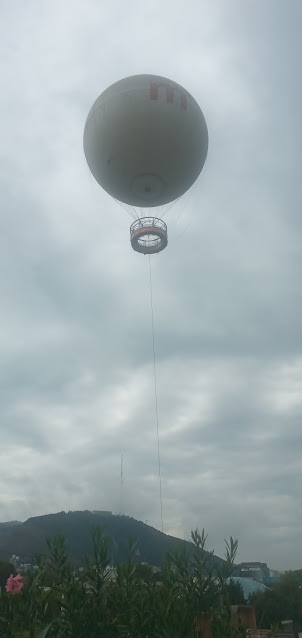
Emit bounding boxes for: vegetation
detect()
[0,525,246,638]
[250,569,302,633]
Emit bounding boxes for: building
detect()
[263,568,281,585]
[9,554,20,567]
[237,562,270,583]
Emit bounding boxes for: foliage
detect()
[226,579,246,606]
[0,526,244,638]
[250,570,302,632]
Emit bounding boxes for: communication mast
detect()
[119,453,124,515]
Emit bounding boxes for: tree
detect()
[250,570,302,631]
[226,579,246,605]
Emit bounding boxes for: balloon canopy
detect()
[83,74,208,208]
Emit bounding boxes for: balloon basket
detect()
[130,217,168,255]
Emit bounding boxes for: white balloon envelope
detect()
[83,74,208,252]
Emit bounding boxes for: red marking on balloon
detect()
[150,82,188,110]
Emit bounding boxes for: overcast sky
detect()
[0,0,301,571]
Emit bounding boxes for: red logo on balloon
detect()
[150,82,188,110]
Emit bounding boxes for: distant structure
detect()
[9,554,20,567]
[264,568,281,585]
[237,562,270,583]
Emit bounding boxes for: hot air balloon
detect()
[83,74,208,254]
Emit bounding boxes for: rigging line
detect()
[148,254,164,534]
[175,219,193,240]
[112,197,137,220]
[174,185,197,225]
[161,196,182,219]
[132,205,140,219]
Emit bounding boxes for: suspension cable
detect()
[112,197,138,220]
[148,255,164,534]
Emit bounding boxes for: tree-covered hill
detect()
[0,510,225,570]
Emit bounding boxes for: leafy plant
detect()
[0,526,244,638]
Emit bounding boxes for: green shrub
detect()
[0,526,244,638]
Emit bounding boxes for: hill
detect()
[0,521,22,528]
[0,511,225,570]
